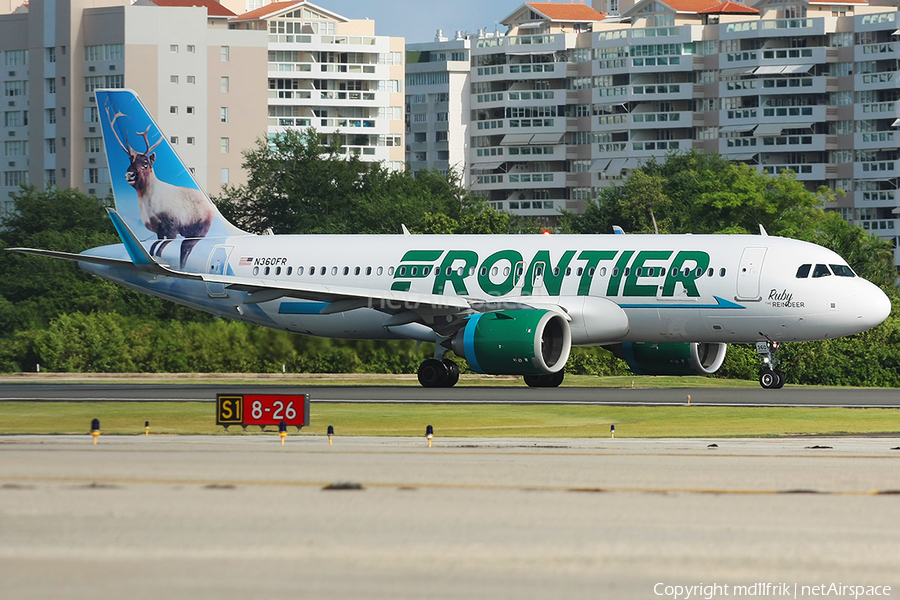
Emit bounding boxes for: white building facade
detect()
[459,0,900,271]
[228,1,406,171]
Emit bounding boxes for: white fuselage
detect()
[82,232,891,347]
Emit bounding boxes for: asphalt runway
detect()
[0,380,898,407]
[1,435,899,599]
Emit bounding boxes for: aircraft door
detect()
[207,245,233,298]
[532,261,546,291]
[736,247,767,301]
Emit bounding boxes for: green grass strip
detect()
[0,402,897,438]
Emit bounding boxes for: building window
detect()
[187,106,195,114]
[220,107,229,123]
[187,76,195,84]
[221,137,229,153]
[221,76,229,92]
[221,46,229,62]
[170,75,179,84]
[187,137,195,145]
[46,78,56,94]
[47,109,56,124]
[221,168,229,185]
[46,47,56,63]
[85,168,99,184]
[187,45,195,53]
[45,170,56,187]
[46,139,55,154]
[170,44,178,53]
[170,136,178,144]
[170,106,178,114]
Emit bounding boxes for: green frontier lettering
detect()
[433,250,479,295]
[478,250,523,297]
[623,250,673,297]
[573,250,617,296]
[661,250,710,297]
[393,250,444,292]
[522,250,575,296]
[605,250,633,296]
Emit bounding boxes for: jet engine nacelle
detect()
[450,309,572,375]
[610,342,728,376]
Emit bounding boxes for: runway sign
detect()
[216,394,310,431]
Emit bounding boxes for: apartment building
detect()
[405,31,472,184]
[0,0,267,215]
[228,1,406,171]
[462,0,900,269]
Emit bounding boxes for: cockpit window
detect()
[830,264,855,277]
[796,264,811,278]
[812,264,831,278]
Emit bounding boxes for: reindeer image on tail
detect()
[105,100,215,269]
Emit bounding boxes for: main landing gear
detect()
[755,341,785,389]
[417,358,460,388]
[524,372,565,388]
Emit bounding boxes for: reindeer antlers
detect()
[103,98,162,156]
[136,126,163,155]
[103,99,131,154]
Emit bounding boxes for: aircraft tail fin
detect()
[96,89,249,267]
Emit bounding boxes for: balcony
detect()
[860,219,897,234]
[855,189,899,206]
[629,111,692,129]
[630,83,692,101]
[629,55,690,71]
[757,163,825,180]
[630,139,688,156]
[507,172,563,188]
[856,71,896,92]
[759,134,826,153]
[856,131,900,149]
[760,105,825,123]
[759,46,825,66]
[854,42,900,62]
[854,101,900,121]
[855,160,900,180]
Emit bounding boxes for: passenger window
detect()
[480,267,487,277]
[578,267,585,276]
[707,268,714,277]
[719,268,726,277]
[287,266,292,276]
[264,267,270,276]
[253,267,259,276]
[377,267,383,276]
[309,266,315,275]
[331,267,338,276]
[599,267,607,277]
[503,267,510,276]
[812,264,831,278]
[343,267,349,276]
[320,266,326,275]
[388,267,395,276]
[796,264,811,278]
[565,267,572,276]
[366,267,372,276]
[275,267,281,276]
[297,266,304,276]
[830,264,855,277]
[354,267,360,275]
[423,267,430,276]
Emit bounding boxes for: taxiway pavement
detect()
[1,435,899,599]
[0,381,898,407]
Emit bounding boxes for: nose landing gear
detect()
[755,341,785,389]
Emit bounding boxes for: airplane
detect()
[8,89,893,389]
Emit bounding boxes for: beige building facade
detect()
[0,0,267,216]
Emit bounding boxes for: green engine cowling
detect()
[611,342,727,376]
[450,310,572,375]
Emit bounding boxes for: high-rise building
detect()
[227,0,406,171]
[459,0,900,271]
[405,30,472,184]
[0,0,268,216]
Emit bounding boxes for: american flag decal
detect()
[239,257,253,266]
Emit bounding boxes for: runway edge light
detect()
[327,425,334,446]
[91,418,100,445]
[610,424,615,438]
[426,425,434,448]
[145,421,150,435]
[279,421,287,445]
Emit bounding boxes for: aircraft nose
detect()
[858,283,892,330]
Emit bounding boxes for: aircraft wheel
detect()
[418,359,448,388]
[773,371,786,389]
[524,374,544,388]
[524,372,565,388]
[443,359,460,387]
[759,370,778,389]
[546,371,565,388]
